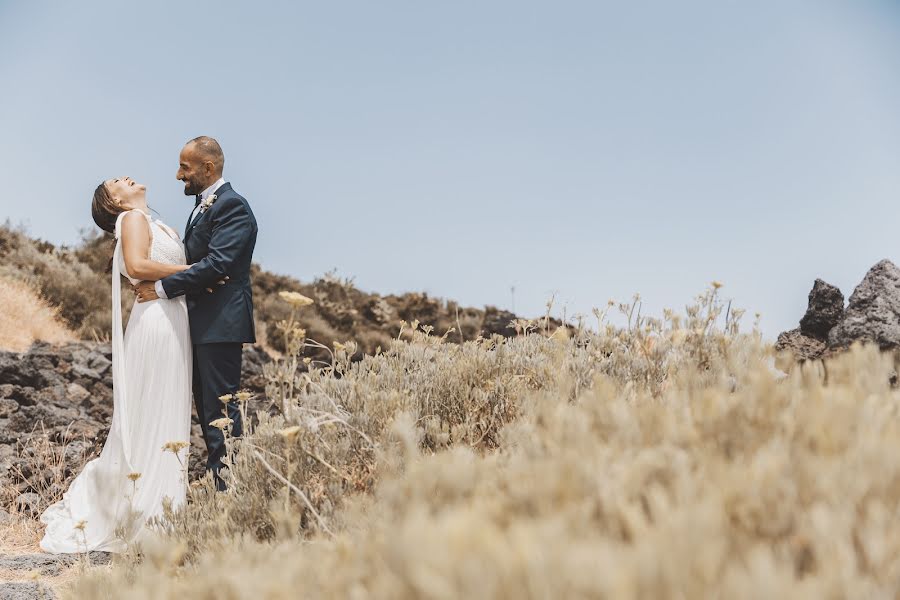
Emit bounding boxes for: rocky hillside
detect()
[0,342,271,514]
[0,223,523,358]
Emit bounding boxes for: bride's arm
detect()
[120,212,190,281]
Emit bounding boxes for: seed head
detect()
[279,425,302,442]
[279,291,314,308]
[210,417,234,430]
[162,441,190,454]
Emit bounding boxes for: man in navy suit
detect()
[135,136,257,490]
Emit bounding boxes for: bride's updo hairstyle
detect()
[91,181,123,234]
[91,181,124,272]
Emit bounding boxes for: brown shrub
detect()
[0,277,74,352]
[0,225,113,339]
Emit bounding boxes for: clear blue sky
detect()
[2,1,899,340]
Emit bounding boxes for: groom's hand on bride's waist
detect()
[134,276,230,302]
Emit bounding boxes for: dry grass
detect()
[0,514,99,596]
[1,425,95,517]
[72,286,900,598]
[0,514,43,556]
[73,335,900,598]
[0,277,73,352]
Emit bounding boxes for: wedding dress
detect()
[40,210,192,553]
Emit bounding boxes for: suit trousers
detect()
[192,342,244,491]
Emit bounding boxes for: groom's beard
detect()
[182,179,205,196]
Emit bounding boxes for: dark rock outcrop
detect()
[828,260,900,351]
[799,279,844,339]
[775,278,845,361]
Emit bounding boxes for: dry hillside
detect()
[0,223,523,357]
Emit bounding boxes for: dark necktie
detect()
[195,194,202,208]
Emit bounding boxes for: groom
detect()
[135,136,258,491]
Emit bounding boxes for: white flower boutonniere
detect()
[199,194,217,214]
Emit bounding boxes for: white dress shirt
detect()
[155,178,226,299]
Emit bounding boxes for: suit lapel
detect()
[184,209,196,239]
[184,183,232,242]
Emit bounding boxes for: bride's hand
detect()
[134,281,158,303]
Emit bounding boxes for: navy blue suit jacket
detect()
[160,182,258,345]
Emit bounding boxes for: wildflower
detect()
[670,329,688,346]
[333,341,347,352]
[235,391,253,402]
[162,441,189,454]
[279,425,302,442]
[303,357,312,365]
[74,520,87,531]
[278,291,314,308]
[711,281,723,290]
[218,393,234,403]
[127,472,142,482]
[210,417,233,430]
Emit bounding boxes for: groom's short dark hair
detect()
[188,136,225,175]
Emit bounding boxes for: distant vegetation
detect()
[0,223,520,357]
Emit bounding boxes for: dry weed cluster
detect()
[63,286,900,598]
[0,277,73,352]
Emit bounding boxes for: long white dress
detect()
[40,210,192,553]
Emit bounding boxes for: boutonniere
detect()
[199,194,217,213]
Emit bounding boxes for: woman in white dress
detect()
[40,177,193,553]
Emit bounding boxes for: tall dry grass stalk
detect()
[66,286,900,598]
[0,277,73,352]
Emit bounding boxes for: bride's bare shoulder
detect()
[119,210,152,242]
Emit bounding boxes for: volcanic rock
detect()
[828,260,900,350]
[799,279,844,339]
[775,328,827,362]
[0,341,272,510]
[776,277,847,363]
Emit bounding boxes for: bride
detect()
[40,177,192,553]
